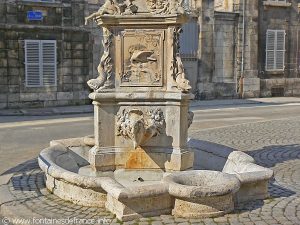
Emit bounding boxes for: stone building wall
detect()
[195,0,241,99]
[193,0,300,99]
[0,0,102,109]
[258,0,300,97]
[1,0,300,109]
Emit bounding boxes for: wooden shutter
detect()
[275,30,285,70]
[266,30,276,71]
[41,40,57,86]
[25,40,41,86]
[25,40,57,87]
[266,30,285,71]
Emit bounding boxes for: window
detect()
[266,30,286,71]
[179,18,199,58]
[25,40,57,87]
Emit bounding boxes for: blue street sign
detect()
[27,11,43,21]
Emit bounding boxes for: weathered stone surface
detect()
[223,151,273,203]
[164,170,240,218]
[189,139,274,204]
[0,0,103,109]
[57,92,74,100]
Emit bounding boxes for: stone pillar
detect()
[197,0,215,98]
[239,0,260,98]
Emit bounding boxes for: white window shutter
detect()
[25,40,41,86]
[275,30,285,70]
[266,30,276,51]
[266,30,285,71]
[266,30,275,71]
[266,50,275,71]
[25,40,57,87]
[41,40,57,86]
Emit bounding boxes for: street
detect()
[0,102,299,175]
[0,102,300,225]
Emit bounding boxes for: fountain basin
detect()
[190,139,274,204]
[163,170,240,218]
[38,137,273,221]
[38,140,173,221]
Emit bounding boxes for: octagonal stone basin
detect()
[163,170,240,218]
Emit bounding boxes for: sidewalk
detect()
[0,97,300,116]
[0,105,93,116]
[190,97,300,108]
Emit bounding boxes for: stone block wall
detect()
[195,0,300,99]
[260,78,300,97]
[196,0,240,99]
[213,12,238,84]
[0,0,102,109]
[257,0,300,97]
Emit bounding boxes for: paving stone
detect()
[1,118,300,224]
[151,221,163,225]
[175,218,189,223]
[138,222,149,225]
[213,217,228,223]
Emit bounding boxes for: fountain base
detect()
[89,146,194,172]
[38,137,273,221]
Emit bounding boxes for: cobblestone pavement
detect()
[1,117,300,225]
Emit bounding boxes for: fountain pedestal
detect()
[87,7,195,172]
[89,91,194,171]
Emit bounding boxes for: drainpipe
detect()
[238,0,246,97]
[297,28,299,78]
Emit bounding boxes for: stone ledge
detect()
[90,91,194,103]
[95,14,188,26]
[263,1,292,7]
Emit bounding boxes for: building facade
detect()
[0,0,102,109]
[1,0,300,109]
[182,0,300,99]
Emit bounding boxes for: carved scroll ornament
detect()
[87,27,114,92]
[171,27,192,93]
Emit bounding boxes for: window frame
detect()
[25,40,57,87]
[265,29,286,72]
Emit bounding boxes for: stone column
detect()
[196,0,215,99]
[238,0,260,98]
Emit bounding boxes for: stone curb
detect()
[190,97,300,108]
[0,106,93,117]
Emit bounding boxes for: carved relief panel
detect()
[118,29,165,87]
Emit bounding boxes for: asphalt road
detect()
[0,103,299,175]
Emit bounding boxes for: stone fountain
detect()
[38,0,274,222]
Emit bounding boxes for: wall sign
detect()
[27,11,43,21]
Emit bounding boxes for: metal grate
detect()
[271,87,284,97]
